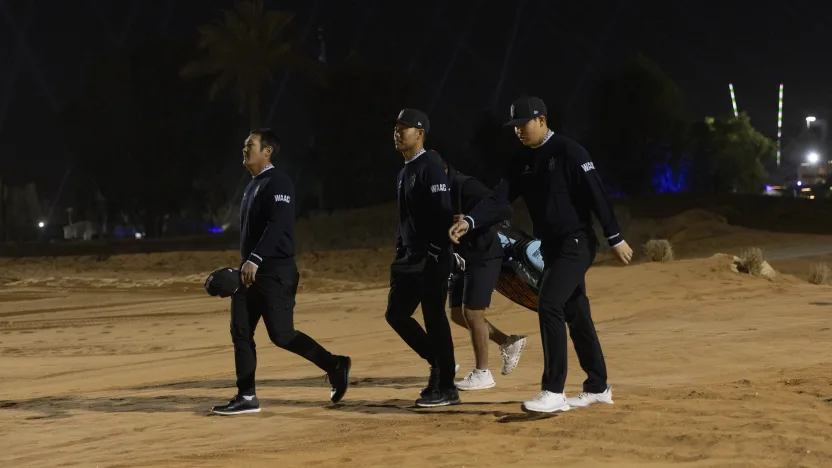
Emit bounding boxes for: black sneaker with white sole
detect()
[327,355,351,403]
[415,387,461,408]
[211,395,261,415]
[419,366,440,399]
[419,364,460,398]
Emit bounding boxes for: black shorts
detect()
[448,256,502,309]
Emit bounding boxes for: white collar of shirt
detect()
[404,148,426,164]
[255,164,274,177]
[531,130,554,148]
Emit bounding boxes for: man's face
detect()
[514,117,547,147]
[393,123,422,151]
[242,134,271,168]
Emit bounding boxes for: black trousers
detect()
[230,263,338,396]
[538,236,608,394]
[385,254,456,388]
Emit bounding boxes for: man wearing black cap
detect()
[387,108,459,407]
[449,96,633,413]
[210,128,351,416]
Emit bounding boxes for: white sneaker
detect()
[456,369,496,391]
[521,390,570,413]
[566,385,614,408]
[500,335,527,375]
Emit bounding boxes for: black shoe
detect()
[327,356,351,403]
[419,366,440,399]
[415,387,461,408]
[211,395,261,415]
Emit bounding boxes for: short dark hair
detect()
[249,128,281,156]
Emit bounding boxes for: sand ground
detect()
[1,216,832,467]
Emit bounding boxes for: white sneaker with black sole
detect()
[566,385,614,408]
[521,390,570,413]
[456,369,496,391]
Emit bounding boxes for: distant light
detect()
[797,181,802,186]
[37,221,45,228]
[207,226,224,234]
[134,232,143,239]
[807,152,820,164]
[806,116,816,128]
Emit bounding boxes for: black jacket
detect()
[448,166,510,264]
[465,131,624,248]
[394,149,454,267]
[240,166,295,268]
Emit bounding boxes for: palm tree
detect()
[181,0,326,128]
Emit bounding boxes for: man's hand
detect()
[241,261,258,287]
[453,214,465,223]
[611,241,634,265]
[448,219,469,245]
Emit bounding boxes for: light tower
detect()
[729,83,738,118]
[777,83,784,167]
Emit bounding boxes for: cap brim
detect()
[503,118,534,127]
[392,119,427,133]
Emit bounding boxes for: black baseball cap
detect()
[504,96,547,127]
[204,267,240,298]
[393,108,430,134]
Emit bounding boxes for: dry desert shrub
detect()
[808,262,830,285]
[643,239,674,262]
[737,247,765,276]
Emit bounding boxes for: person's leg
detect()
[211,286,263,415]
[232,287,261,396]
[564,278,613,408]
[475,257,528,375]
[521,237,589,413]
[448,274,467,330]
[385,271,433,364]
[257,265,352,402]
[415,255,459,407]
[450,270,508,346]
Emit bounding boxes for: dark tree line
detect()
[23,0,773,241]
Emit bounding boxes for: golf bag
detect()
[494,221,544,312]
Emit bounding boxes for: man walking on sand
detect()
[386,108,460,408]
[210,128,351,415]
[449,96,633,413]
[443,160,528,391]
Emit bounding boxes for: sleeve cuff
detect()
[463,216,475,230]
[247,253,263,266]
[606,233,623,247]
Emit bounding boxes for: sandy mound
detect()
[0,248,395,293]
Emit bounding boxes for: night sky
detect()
[1,0,829,200]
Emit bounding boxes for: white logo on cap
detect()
[417,121,422,126]
[534,110,539,114]
[510,104,516,118]
[398,110,405,119]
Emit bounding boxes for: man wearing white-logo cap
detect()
[449,96,633,414]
